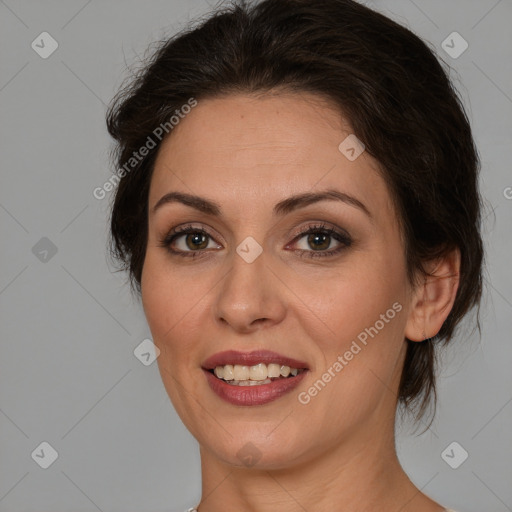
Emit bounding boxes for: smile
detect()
[202,350,309,406]
[211,363,305,385]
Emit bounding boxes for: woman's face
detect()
[141,92,416,469]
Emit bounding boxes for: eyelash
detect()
[158,222,352,259]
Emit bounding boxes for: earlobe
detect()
[404,248,461,342]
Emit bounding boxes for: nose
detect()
[212,247,287,333]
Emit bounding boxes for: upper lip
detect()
[202,350,309,370]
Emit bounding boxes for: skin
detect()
[140,91,460,512]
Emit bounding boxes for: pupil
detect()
[187,233,208,250]
[308,233,330,250]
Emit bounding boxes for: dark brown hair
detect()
[106,0,484,421]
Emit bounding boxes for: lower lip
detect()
[204,369,307,406]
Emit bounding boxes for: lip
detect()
[204,368,308,406]
[201,350,309,370]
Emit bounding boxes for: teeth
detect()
[223,364,234,381]
[227,378,272,386]
[249,363,267,381]
[212,363,304,383]
[267,363,281,378]
[233,365,249,380]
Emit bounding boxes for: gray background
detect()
[0,0,511,511]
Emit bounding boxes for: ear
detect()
[404,248,461,342]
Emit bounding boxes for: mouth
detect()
[202,350,309,406]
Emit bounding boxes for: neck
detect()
[196,414,443,512]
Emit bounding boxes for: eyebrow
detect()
[151,188,372,219]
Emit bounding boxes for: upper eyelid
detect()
[164,222,350,248]
[167,221,344,237]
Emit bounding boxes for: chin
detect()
[195,421,319,471]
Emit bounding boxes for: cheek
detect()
[289,249,408,416]
[141,252,209,418]
[294,248,406,344]
[141,252,196,355]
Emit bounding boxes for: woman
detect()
[106,0,483,510]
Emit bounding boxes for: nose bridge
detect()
[213,245,285,330]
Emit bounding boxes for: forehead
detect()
[149,92,391,220]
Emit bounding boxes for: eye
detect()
[159,222,352,259]
[158,224,221,257]
[288,223,352,258]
